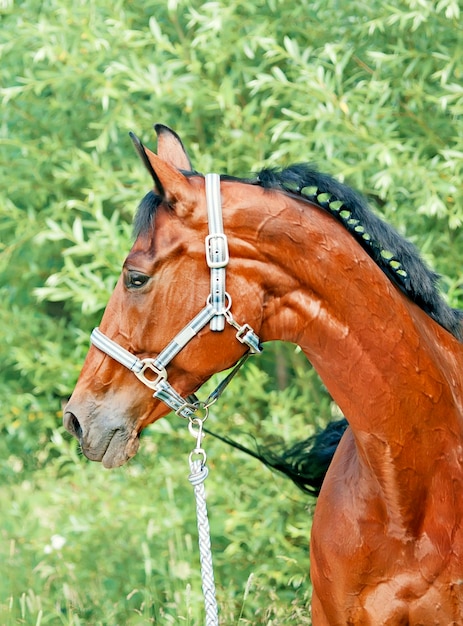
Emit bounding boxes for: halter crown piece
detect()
[90,173,262,418]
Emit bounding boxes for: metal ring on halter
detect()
[203,394,219,410]
[207,291,232,315]
[175,399,210,420]
[191,402,210,420]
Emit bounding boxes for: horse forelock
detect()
[133,190,163,239]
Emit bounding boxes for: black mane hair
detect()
[256,164,463,341]
[132,165,463,340]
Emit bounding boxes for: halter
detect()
[90,173,262,419]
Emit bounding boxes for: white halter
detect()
[90,173,262,418]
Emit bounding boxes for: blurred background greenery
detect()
[1,0,462,623]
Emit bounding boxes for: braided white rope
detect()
[189,458,219,626]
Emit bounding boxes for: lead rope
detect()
[188,412,219,626]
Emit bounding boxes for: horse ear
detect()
[130,132,159,184]
[129,132,192,211]
[154,124,193,171]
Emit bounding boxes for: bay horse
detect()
[64,124,463,624]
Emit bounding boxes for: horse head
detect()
[64,125,267,467]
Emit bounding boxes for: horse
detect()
[64,124,463,624]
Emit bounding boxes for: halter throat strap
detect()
[90,173,262,419]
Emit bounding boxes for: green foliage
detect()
[1,0,462,622]
[1,413,315,624]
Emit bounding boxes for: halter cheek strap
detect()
[90,173,262,419]
[206,173,228,331]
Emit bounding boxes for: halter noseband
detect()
[90,173,262,419]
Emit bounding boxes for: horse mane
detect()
[133,164,463,340]
[255,164,463,341]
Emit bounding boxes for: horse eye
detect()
[126,271,150,289]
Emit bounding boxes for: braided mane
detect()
[256,164,463,340]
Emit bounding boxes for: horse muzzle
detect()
[63,407,140,468]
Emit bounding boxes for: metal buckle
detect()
[175,401,199,418]
[205,233,229,269]
[134,359,167,390]
[234,323,262,354]
[235,323,253,344]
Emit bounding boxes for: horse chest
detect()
[310,436,463,624]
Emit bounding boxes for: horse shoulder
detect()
[311,426,463,624]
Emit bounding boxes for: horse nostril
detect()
[64,411,83,440]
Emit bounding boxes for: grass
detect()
[1,417,315,625]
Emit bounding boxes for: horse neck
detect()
[243,192,463,515]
